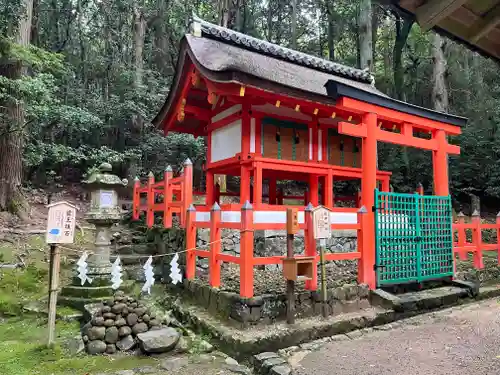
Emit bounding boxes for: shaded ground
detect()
[295,298,500,375]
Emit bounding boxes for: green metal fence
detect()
[374,189,454,286]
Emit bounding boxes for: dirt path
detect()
[295,298,500,375]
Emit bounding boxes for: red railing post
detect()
[146,172,155,228]
[209,202,222,287]
[163,165,173,228]
[182,158,193,227]
[186,204,197,280]
[457,212,467,260]
[240,201,254,298]
[471,210,484,269]
[357,206,368,285]
[132,176,140,220]
[416,183,424,196]
[496,212,500,265]
[304,203,317,291]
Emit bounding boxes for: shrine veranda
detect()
[132,17,500,323]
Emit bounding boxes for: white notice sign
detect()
[312,205,332,239]
[46,201,77,244]
[99,190,114,208]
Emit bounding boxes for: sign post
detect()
[45,201,77,347]
[312,205,332,317]
[285,208,299,324]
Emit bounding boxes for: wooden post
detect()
[206,170,214,206]
[359,112,377,289]
[186,204,197,279]
[133,177,140,220]
[471,210,484,269]
[497,212,500,266]
[309,175,319,206]
[286,208,296,324]
[433,129,450,196]
[269,177,277,204]
[457,212,467,260]
[240,201,254,298]
[357,206,367,284]
[214,182,221,204]
[146,172,155,228]
[163,166,173,228]
[47,244,61,347]
[182,158,193,227]
[209,203,222,287]
[304,203,317,290]
[253,162,263,207]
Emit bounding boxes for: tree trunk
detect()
[358,0,373,71]
[133,6,147,89]
[291,0,297,49]
[326,0,335,61]
[431,33,448,113]
[0,0,33,217]
[393,17,413,101]
[219,0,231,28]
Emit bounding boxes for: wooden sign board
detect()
[46,201,77,244]
[312,205,332,239]
[215,174,227,193]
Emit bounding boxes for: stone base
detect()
[58,280,135,310]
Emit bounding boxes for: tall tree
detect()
[0,0,34,217]
[291,0,297,49]
[358,0,373,71]
[431,33,448,112]
[325,0,335,60]
[393,15,413,100]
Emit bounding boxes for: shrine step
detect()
[370,281,478,312]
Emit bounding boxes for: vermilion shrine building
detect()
[134,17,472,299]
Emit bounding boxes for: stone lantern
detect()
[83,162,128,282]
[60,162,128,307]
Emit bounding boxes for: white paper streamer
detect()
[169,253,182,285]
[141,256,155,294]
[77,251,92,286]
[110,256,122,290]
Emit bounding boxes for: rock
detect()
[104,319,115,327]
[122,307,129,316]
[130,302,138,308]
[132,322,148,335]
[142,314,150,323]
[224,364,252,375]
[82,322,92,336]
[134,366,157,374]
[82,335,89,343]
[88,326,106,341]
[149,325,162,331]
[225,357,239,366]
[115,318,126,327]
[126,313,138,326]
[84,303,104,321]
[137,327,180,354]
[87,340,107,355]
[63,335,85,355]
[102,306,111,313]
[115,370,134,375]
[112,303,126,314]
[271,365,293,375]
[116,335,135,351]
[134,307,147,316]
[175,336,191,353]
[105,326,119,344]
[127,297,135,303]
[119,326,132,337]
[138,318,143,323]
[92,316,105,326]
[106,344,117,354]
[103,312,116,320]
[199,340,214,353]
[161,357,189,371]
[148,319,160,327]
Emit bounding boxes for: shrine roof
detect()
[153,17,467,132]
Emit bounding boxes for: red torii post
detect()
[335,99,461,288]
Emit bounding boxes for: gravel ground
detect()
[295,298,500,375]
[198,261,358,295]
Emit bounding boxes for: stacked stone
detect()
[82,294,162,355]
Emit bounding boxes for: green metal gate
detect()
[374,189,454,286]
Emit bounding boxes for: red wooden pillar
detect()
[471,210,484,269]
[241,104,251,158]
[309,174,319,206]
[146,172,155,228]
[304,203,317,290]
[277,188,284,205]
[381,177,390,192]
[163,165,173,228]
[433,129,450,196]
[357,205,367,284]
[253,162,263,207]
[359,112,377,289]
[324,170,333,208]
[182,159,193,227]
[496,212,500,265]
[240,201,254,297]
[215,183,221,204]
[209,203,222,287]
[457,212,467,260]
[185,205,197,279]
[240,166,251,204]
[206,170,214,207]
[133,177,140,220]
[269,177,277,205]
